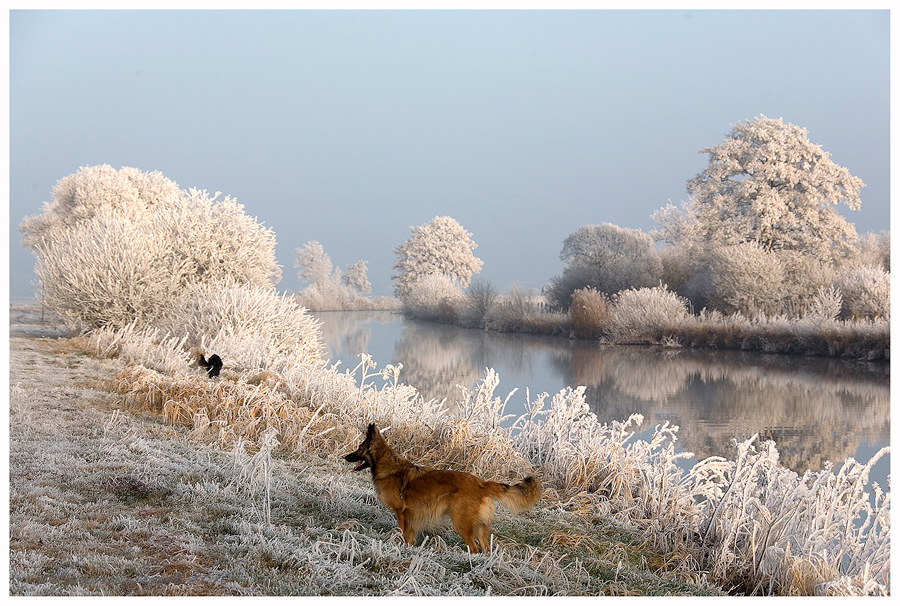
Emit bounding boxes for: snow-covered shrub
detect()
[31,211,189,328]
[546,223,661,309]
[657,243,696,296]
[464,278,499,327]
[805,286,843,324]
[481,286,564,335]
[391,216,483,299]
[19,164,183,246]
[162,187,281,288]
[87,321,193,375]
[20,165,281,329]
[708,242,784,315]
[832,266,890,319]
[606,285,690,344]
[774,250,836,317]
[156,279,323,375]
[401,273,465,321]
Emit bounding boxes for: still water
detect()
[312,311,890,482]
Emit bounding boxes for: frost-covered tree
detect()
[19,165,281,328]
[391,216,483,299]
[295,241,334,289]
[342,260,371,295]
[654,116,864,261]
[546,223,661,309]
[294,241,372,310]
[855,231,890,272]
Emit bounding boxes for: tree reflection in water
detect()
[313,311,889,478]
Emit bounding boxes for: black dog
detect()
[199,354,223,378]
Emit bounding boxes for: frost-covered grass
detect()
[11,301,890,595]
[9,315,718,597]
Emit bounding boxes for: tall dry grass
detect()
[568,287,610,338]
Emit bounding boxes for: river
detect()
[312,310,890,484]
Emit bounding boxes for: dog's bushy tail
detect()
[492,476,541,512]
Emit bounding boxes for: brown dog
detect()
[344,423,541,553]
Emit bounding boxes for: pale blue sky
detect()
[8,9,891,298]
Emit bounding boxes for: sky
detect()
[7,8,892,299]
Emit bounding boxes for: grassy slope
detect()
[8,310,725,596]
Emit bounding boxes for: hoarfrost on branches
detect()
[19,165,281,328]
[546,223,661,309]
[294,241,373,310]
[707,242,785,315]
[342,260,372,295]
[391,216,484,299]
[656,116,864,261]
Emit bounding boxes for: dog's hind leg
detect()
[476,522,492,553]
[475,498,495,552]
[450,500,483,553]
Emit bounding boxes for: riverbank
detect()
[8,304,724,596]
[402,288,890,360]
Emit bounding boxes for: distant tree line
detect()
[386,116,888,357]
[19,116,889,357]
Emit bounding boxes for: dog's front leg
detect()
[394,507,416,547]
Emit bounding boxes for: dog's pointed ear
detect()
[367,423,378,438]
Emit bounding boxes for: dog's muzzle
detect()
[344,452,370,471]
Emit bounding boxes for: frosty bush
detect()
[832,266,890,320]
[20,165,281,328]
[708,242,785,315]
[465,278,500,327]
[805,286,843,325]
[19,164,183,246]
[855,231,890,272]
[156,279,323,376]
[164,187,281,287]
[606,285,690,344]
[547,223,661,309]
[31,211,189,328]
[392,216,483,299]
[401,273,466,322]
[774,250,836,317]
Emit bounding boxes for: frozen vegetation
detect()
[9,298,889,595]
[12,309,715,596]
[13,114,891,595]
[294,240,400,311]
[391,117,889,359]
